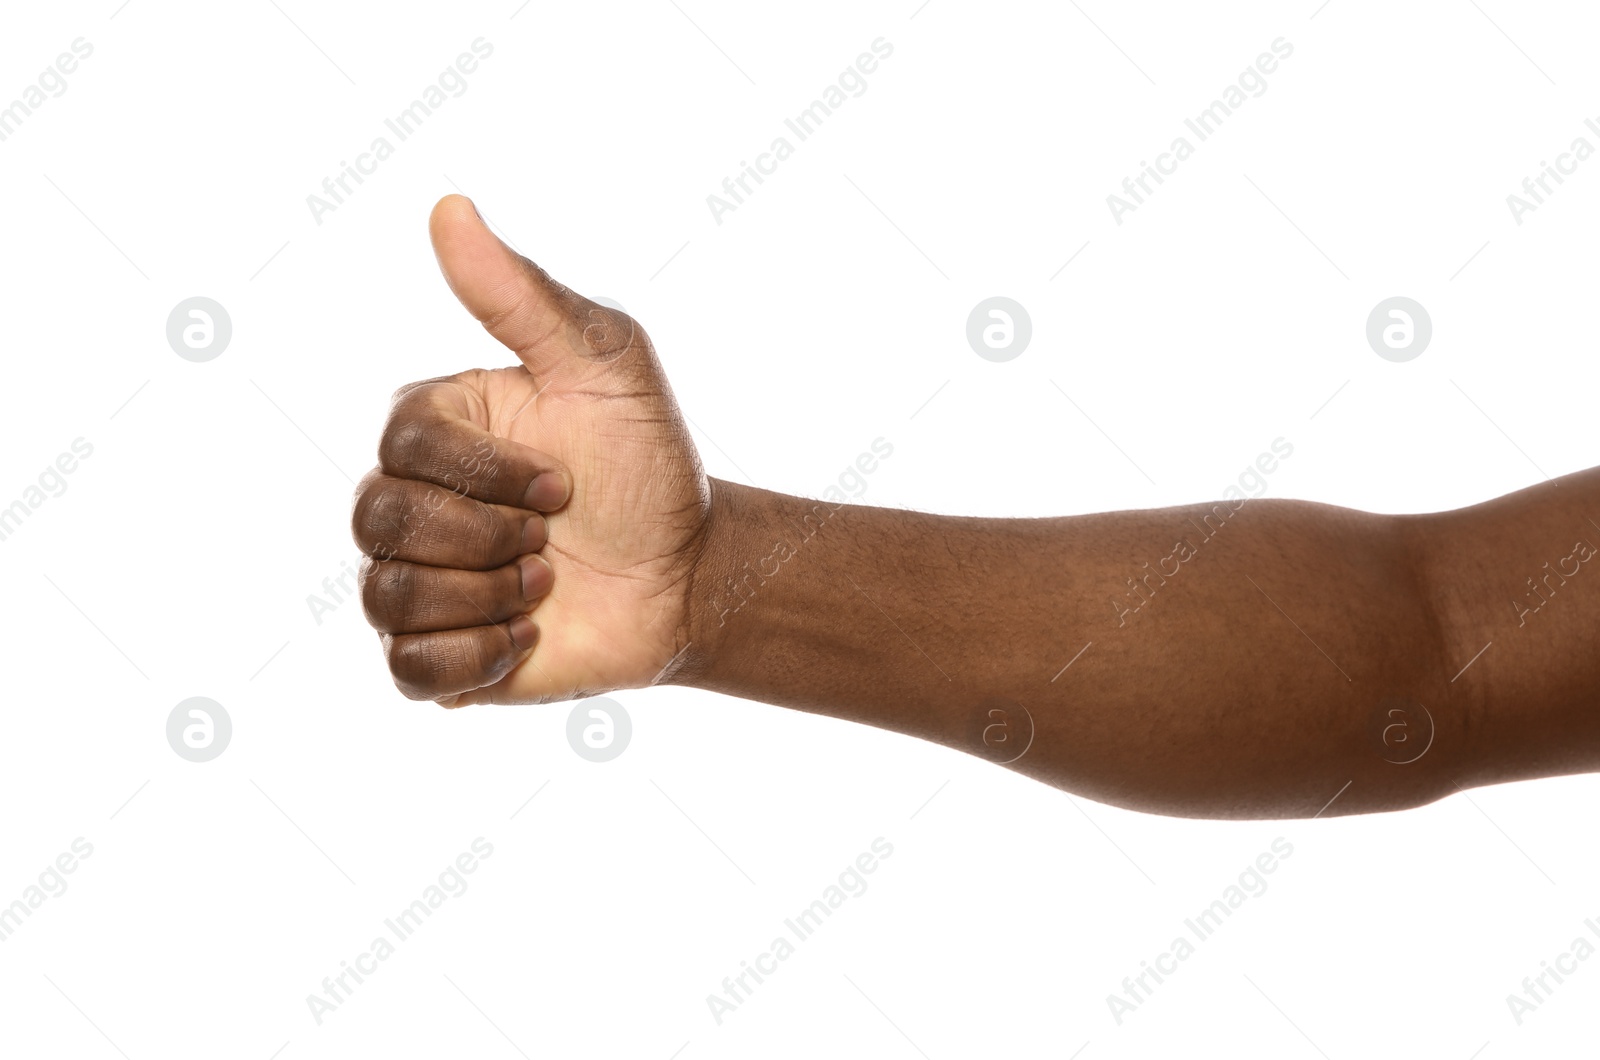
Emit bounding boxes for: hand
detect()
[351,195,712,705]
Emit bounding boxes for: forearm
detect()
[677,478,1462,819]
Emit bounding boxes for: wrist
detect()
[670,476,759,687]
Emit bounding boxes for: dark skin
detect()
[351,195,1600,820]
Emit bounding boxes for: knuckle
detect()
[386,635,442,699]
[350,479,374,548]
[355,480,410,555]
[363,562,418,628]
[379,418,434,477]
[355,556,382,616]
[389,380,422,405]
[350,476,383,550]
[388,377,446,408]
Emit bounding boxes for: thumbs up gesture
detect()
[351,195,713,705]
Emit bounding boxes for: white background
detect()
[1,0,1597,1056]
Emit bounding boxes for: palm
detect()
[459,323,707,701]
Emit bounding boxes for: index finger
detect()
[378,377,571,511]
